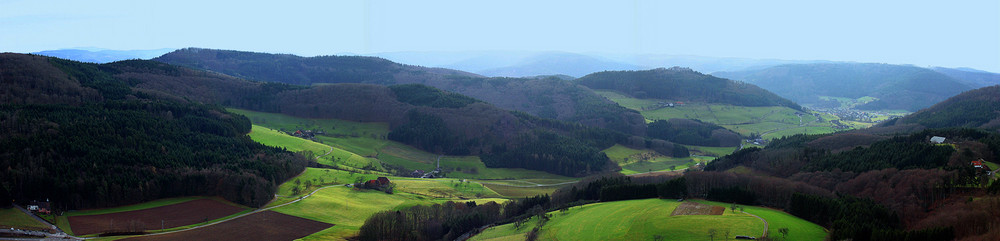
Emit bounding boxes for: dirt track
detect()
[67,199,244,235]
[120,211,333,241]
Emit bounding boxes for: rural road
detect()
[742,210,769,238]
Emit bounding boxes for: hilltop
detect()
[879,85,1000,130]
[575,67,801,110]
[154,48,646,135]
[0,53,309,209]
[28,54,682,177]
[713,63,974,111]
[931,67,1000,89]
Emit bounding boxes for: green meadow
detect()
[537,199,763,241]
[249,125,330,156]
[602,144,713,174]
[273,185,508,240]
[0,208,50,230]
[694,200,827,241]
[596,90,840,140]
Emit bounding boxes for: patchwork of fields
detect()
[18,107,830,241]
[472,199,826,241]
[596,90,842,139]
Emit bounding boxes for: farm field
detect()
[481,183,569,198]
[469,216,542,241]
[268,168,383,208]
[0,208,51,231]
[66,199,247,236]
[596,91,840,140]
[273,185,508,240]
[229,108,389,139]
[119,211,332,241]
[249,125,331,156]
[693,200,827,240]
[535,199,764,241]
[602,144,713,174]
[684,145,738,157]
[236,108,574,180]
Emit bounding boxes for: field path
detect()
[742,210,768,238]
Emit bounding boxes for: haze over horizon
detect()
[2,0,998,72]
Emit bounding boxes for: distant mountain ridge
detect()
[713,63,974,111]
[575,67,802,110]
[931,67,1000,88]
[32,48,175,63]
[474,52,640,78]
[154,48,646,135]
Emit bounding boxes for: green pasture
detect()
[693,200,827,241]
[249,125,330,156]
[595,91,840,140]
[274,185,508,240]
[0,208,50,230]
[602,144,715,174]
[469,216,542,241]
[537,199,763,241]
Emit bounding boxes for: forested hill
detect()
[575,67,802,110]
[64,54,679,177]
[0,53,310,209]
[713,63,973,111]
[154,48,646,136]
[880,85,1000,130]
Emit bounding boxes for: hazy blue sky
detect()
[2,0,998,71]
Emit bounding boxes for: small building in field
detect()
[972,159,984,168]
[735,236,757,240]
[364,177,391,188]
[411,170,425,177]
[930,136,946,144]
[28,200,51,214]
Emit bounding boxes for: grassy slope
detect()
[274,185,507,241]
[693,200,827,241]
[602,144,712,174]
[469,216,541,241]
[235,108,571,180]
[0,208,51,230]
[538,199,763,241]
[596,90,838,140]
[249,125,330,156]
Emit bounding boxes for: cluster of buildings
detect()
[289,129,323,139]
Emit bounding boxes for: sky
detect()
[2,0,998,72]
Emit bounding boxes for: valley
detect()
[2,47,998,241]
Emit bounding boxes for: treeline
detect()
[0,101,309,209]
[481,130,615,177]
[647,119,741,147]
[388,84,480,108]
[708,128,1000,177]
[790,193,954,241]
[804,136,954,172]
[575,67,802,110]
[889,85,1000,130]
